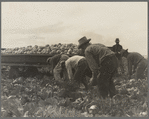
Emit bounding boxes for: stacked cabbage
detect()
[1,43,81,56]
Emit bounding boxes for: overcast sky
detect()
[1,2,148,55]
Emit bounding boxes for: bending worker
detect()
[62,55,92,90]
[78,36,118,99]
[47,54,69,81]
[120,49,148,80]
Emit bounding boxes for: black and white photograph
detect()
[1,2,148,117]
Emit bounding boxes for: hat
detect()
[115,38,120,42]
[120,49,128,56]
[78,36,91,49]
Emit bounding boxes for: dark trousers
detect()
[73,58,89,90]
[115,55,124,74]
[97,55,118,99]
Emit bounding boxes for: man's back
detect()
[84,44,114,72]
[127,52,145,65]
[65,55,85,69]
[85,44,114,61]
[50,54,62,70]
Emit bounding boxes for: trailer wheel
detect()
[8,66,20,79]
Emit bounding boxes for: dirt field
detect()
[1,57,148,117]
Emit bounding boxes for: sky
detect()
[1,2,148,55]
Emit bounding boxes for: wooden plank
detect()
[1,63,50,67]
[1,54,74,65]
[1,54,51,64]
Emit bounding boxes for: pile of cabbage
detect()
[1,43,81,55]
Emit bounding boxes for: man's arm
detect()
[85,50,99,73]
[85,50,99,86]
[133,65,137,74]
[51,54,61,70]
[118,45,123,54]
[128,60,132,78]
[50,58,54,74]
[66,62,73,81]
[112,45,116,52]
[121,45,123,50]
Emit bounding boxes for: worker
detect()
[47,54,69,81]
[61,55,92,90]
[78,36,118,99]
[120,49,148,80]
[112,38,124,74]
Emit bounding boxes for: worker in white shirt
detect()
[61,55,92,90]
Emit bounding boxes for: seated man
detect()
[62,55,91,90]
[47,54,69,81]
[78,36,118,99]
[120,49,148,80]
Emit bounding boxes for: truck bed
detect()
[1,54,52,66]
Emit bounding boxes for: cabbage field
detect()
[1,43,148,117]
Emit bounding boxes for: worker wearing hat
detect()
[78,36,118,99]
[112,38,124,74]
[120,49,148,80]
[47,54,69,81]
